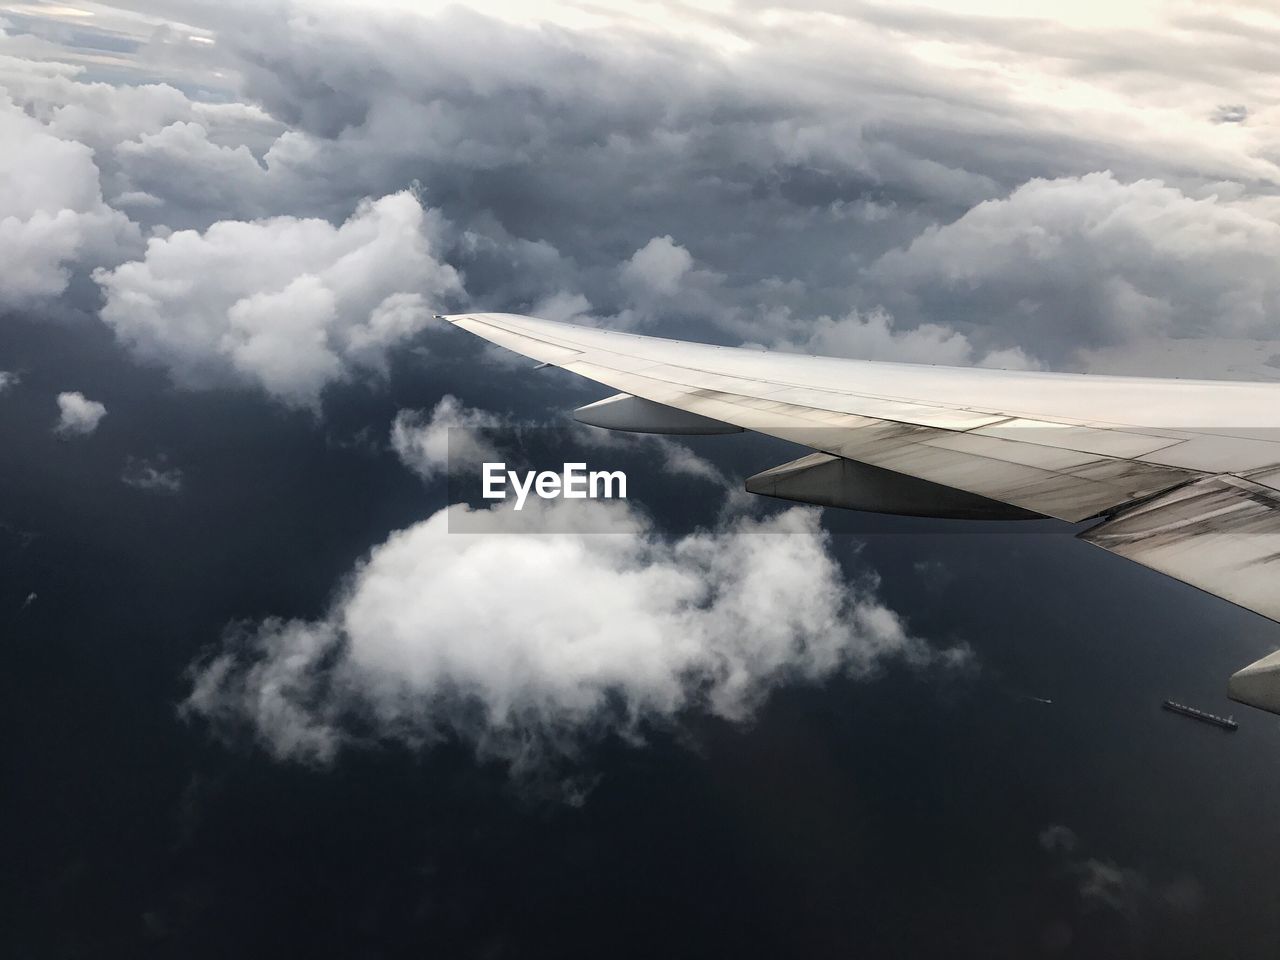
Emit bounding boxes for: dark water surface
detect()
[4,316,1279,959]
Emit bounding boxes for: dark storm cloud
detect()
[144,3,1280,371]
[202,5,1041,237]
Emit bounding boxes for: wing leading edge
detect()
[447,312,1280,713]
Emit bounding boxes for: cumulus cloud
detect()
[184,499,971,767]
[54,391,106,436]
[0,371,18,393]
[530,290,594,325]
[1,60,248,155]
[0,49,285,226]
[608,234,740,330]
[94,191,463,408]
[620,235,694,298]
[0,94,139,307]
[114,121,276,227]
[868,173,1280,370]
[390,395,501,482]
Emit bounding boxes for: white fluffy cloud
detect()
[620,235,694,298]
[611,235,739,330]
[391,395,501,481]
[54,391,107,436]
[803,309,971,365]
[94,191,463,408]
[0,51,286,227]
[184,499,970,766]
[114,121,275,223]
[1,59,235,154]
[0,95,139,307]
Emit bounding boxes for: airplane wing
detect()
[446,312,1280,714]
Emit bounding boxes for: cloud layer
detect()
[8,2,1280,381]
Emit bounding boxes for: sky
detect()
[3,1,1280,957]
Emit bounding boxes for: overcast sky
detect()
[5,3,1280,956]
[6,0,1280,382]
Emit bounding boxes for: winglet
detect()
[1228,649,1280,715]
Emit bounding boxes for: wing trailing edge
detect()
[1080,475,1280,626]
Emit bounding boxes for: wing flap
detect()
[1080,475,1280,624]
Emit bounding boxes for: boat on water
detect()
[1162,700,1239,731]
